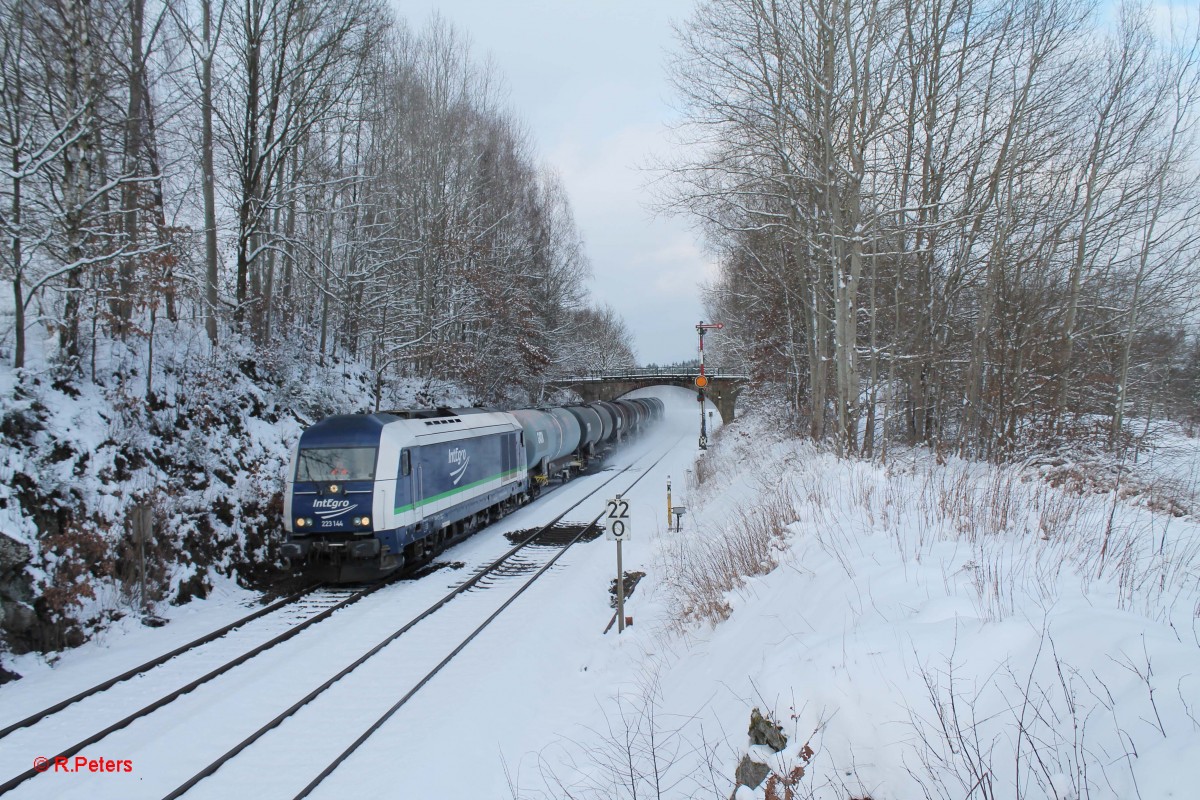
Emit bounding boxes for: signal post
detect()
[695,321,723,449]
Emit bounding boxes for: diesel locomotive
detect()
[281,398,663,582]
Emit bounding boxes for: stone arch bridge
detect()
[547,368,749,425]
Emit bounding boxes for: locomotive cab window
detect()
[296,447,377,482]
[400,449,411,477]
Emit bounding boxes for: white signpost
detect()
[605,496,630,541]
[606,495,631,632]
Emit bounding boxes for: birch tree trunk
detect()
[202,0,221,345]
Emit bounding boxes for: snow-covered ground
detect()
[3,390,1197,799]
[1121,419,1200,516]
[510,406,1200,800]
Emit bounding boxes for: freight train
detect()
[281,398,663,582]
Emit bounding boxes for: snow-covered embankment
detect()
[529,412,1200,799]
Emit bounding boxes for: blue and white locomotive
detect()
[281,399,663,582]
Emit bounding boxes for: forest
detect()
[666,0,1200,459]
[0,1,639,654]
[1,0,635,403]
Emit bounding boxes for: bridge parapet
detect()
[558,367,748,383]
[546,369,749,425]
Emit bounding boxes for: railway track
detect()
[0,583,389,795]
[0,583,329,741]
[166,439,678,800]
[0,438,676,800]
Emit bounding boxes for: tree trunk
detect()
[114,0,146,334]
[139,48,175,322]
[235,0,262,329]
[202,0,220,345]
[863,251,879,458]
[9,133,24,368]
[59,0,97,371]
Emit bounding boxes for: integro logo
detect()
[448,447,470,485]
[312,498,351,510]
[312,497,357,520]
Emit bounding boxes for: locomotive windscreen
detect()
[295,447,378,481]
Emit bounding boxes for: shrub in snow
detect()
[645,409,1200,798]
[663,429,798,628]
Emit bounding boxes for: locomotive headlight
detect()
[360,516,371,527]
[295,517,306,528]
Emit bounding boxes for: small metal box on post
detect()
[671,505,686,532]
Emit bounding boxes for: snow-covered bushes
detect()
[663,480,796,627]
[645,410,1200,798]
[676,420,1199,629]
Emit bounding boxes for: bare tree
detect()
[169,0,227,345]
[0,0,138,371]
[665,0,1200,458]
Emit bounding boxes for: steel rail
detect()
[0,582,385,796]
[161,440,675,800]
[0,583,323,741]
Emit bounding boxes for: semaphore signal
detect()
[695,321,723,449]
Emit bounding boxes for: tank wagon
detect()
[282,398,663,582]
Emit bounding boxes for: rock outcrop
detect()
[0,532,35,656]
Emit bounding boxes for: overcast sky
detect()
[395,0,715,367]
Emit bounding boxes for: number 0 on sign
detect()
[606,497,631,541]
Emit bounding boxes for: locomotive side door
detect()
[399,448,424,528]
[414,457,425,526]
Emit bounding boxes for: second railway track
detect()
[0,438,678,800]
[0,582,390,795]
[164,439,678,800]
[0,582,350,741]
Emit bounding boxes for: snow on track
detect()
[0,427,686,800]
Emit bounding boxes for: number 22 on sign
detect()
[605,496,630,541]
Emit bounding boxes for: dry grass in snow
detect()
[639,414,1200,799]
